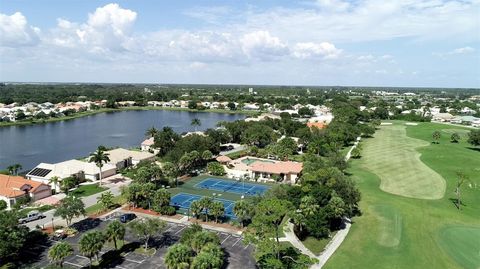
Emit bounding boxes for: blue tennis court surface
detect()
[170,193,236,217]
[194,178,270,195]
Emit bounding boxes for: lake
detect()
[0,110,245,171]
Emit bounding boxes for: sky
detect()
[0,0,479,88]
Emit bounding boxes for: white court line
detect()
[221,234,231,244]
[232,237,242,247]
[64,261,83,267]
[174,225,187,235]
[243,243,250,250]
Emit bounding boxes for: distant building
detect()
[141,137,155,151]
[105,148,156,169]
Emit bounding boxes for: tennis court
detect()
[194,177,270,196]
[170,192,236,217]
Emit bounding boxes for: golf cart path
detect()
[278,137,360,268]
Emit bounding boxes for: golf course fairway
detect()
[324,121,480,269]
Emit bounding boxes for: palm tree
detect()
[145,126,159,138]
[191,243,224,269]
[13,164,22,175]
[49,176,60,193]
[6,165,14,175]
[209,201,225,223]
[164,243,192,269]
[191,118,201,132]
[48,242,73,268]
[105,220,125,250]
[190,200,202,219]
[89,146,111,186]
[198,197,213,222]
[299,195,319,217]
[233,200,250,228]
[79,231,105,267]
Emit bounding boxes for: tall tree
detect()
[89,146,111,186]
[246,198,292,260]
[0,210,29,261]
[233,200,252,228]
[97,191,115,211]
[450,132,460,143]
[209,201,225,223]
[467,129,480,147]
[191,118,201,132]
[198,197,213,222]
[129,218,167,250]
[454,172,469,210]
[12,164,22,175]
[79,231,105,267]
[164,243,193,269]
[105,220,125,250]
[48,242,73,268]
[432,130,441,144]
[54,195,86,226]
[145,126,159,138]
[190,200,202,219]
[49,176,60,192]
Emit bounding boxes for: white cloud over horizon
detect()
[0,1,479,87]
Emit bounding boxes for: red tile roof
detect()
[0,174,48,198]
[249,161,303,175]
[307,122,326,129]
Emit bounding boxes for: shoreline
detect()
[0,106,257,127]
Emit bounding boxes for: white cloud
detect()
[450,46,475,54]
[0,12,40,47]
[240,31,289,60]
[292,42,342,59]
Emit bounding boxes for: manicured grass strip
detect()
[438,226,480,269]
[361,124,445,199]
[70,184,107,197]
[85,195,125,214]
[301,235,333,255]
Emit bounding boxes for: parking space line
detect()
[221,234,231,244]
[232,237,242,247]
[243,243,250,250]
[115,266,127,269]
[76,255,90,260]
[64,261,83,267]
[125,258,143,264]
[174,226,187,235]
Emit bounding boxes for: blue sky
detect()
[0,0,479,87]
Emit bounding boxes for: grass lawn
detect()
[85,195,126,215]
[70,183,107,197]
[301,235,334,255]
[325,121,480,269]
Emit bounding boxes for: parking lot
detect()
[28,215,256,269]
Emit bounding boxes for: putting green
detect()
[372,204,402,247]
[438,226,480,269]
[361,124,446,199]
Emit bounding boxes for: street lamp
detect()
[51,218,55,231]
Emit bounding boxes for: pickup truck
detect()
[18,210,45,224]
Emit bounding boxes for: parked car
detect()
[52,229,67,240]
[18,210,45,224]
[119,213,136,223]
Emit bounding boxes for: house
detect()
[451,116,480,125]
[432,113,455,122]
[26,160,117,190]
[227,156,303,184]
[0,174,51,209]
[245,113,281,122]
[141,137,155,151]
[105,148,156,169]
[307,121,326,129]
